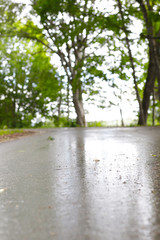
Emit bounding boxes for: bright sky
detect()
[85,82,138,124]
[13,0,31,3]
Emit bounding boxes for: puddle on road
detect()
[48,129,160,240]
[1,128,160,240]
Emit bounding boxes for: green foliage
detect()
[0,38,60,128]
[87,121,107,127]
[28,45,61,101]
[52,116,77,127]
[15,19,48,47]
[0,129,24,135]
[0,0,24,36]
[41,116,77,128]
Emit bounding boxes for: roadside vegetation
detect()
[0,129,24,136]
[0,129,35,143]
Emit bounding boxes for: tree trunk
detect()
[138,108,145,126]
[138,53,156,125]
[156,30,160,97]
[117,0,144,125]
[57,93,62,122]
[119,108,124,127]
[12,97,16,128]
[152,86,155,126]
[72,88,86,127]
[67,80,70,123]
[136,0,159,125]
[57,41,87,127]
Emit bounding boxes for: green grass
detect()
[0,129,24,136]
[87,121,108,127]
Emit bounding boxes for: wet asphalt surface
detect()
[0,127,160,240]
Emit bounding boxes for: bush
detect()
[87,121,107,127]
[41,116,77,128]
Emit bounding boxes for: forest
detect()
[0,0,160,128]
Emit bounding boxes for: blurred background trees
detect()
[0,0,160,128]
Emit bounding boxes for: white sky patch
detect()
[84,79,138,124]
[13,0,31,3]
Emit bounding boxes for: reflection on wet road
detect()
[0,127,160,240]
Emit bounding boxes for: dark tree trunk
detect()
[67,80,70,122]
[138,53,156,125]
[136,0,160,125]
[156,31,160,97]
[152,86,155,126]
[138,108,145,126]
[57,93,62,121]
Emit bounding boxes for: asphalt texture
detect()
[0,127,160,240]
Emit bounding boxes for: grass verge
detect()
[0,129,24,136]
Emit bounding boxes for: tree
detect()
[15,0,107,126]
[106,0,160,125]
[0,38,60,128]
[116,0,144,124]
[0,0,23,36]
[135,0,160,125]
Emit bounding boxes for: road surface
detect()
[0,127,160,240]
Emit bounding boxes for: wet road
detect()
[0,127,160,240]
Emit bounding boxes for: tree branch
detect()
[116,0,144,122]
